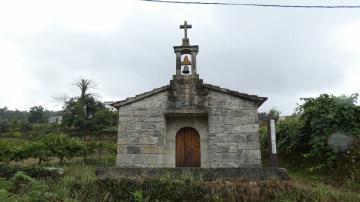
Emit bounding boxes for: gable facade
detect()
[114,77,265,168]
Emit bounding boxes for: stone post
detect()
[268,119,278,167]
[176,52,181,75]
[191,52,197,75]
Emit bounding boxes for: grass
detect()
[1,162,359,201]
[272,170,360,202]
[1,145,359,202]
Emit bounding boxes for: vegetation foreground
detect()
[0,162,359,202]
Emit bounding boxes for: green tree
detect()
[297,94,360,169]
[61,78,114,138]
[40,133,83,164]
[90,109,113,131]
[0,141,18,162]
[0,107,28,123]
[79,141,96,161]
[276,94,360,173]
[28,106,47,123]
[25,142,51,165]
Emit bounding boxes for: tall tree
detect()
[28,105,47,123]
[61,78,114,138]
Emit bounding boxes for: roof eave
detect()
[203,83,267,107]
[111,85,170,109]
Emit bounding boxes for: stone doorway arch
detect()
[176,127,201,167]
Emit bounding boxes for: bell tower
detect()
[169,21,207,113]
[174,21,199,76]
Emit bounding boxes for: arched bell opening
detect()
[175,127,201,167]
[181,54,192,75]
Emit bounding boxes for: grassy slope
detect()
[273,169,360,202]
[54,165,360,202]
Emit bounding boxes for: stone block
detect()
[210,153,224,164]
[126,146,141,154]
[135,136,159,145]
[234,124,259,133]
[117,154,136,164]
[134,154,163,165]
[246,132,260,142]
[118,116,133,122]
[239,101,256,109]
[232,116,257,125]
[212,143,237,153]
[138,130,162,137]
[223,117,236,125]
[230,110,247,117]
[237,142,260,150]
[224,152,245,163]
[118,136,159,145]
[142,146,163,154]
[244,150,261,163]
[142,123,157,129]
[208,137,218,146]
[209,124,229,133]
[209,116,222,124]
[218,134,245,143]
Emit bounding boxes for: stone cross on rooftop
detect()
[180,21,192,45]
[180,21,192,38]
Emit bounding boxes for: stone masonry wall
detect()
[116,91,168,168]
[168,74,208,114]
[208,91,261,168]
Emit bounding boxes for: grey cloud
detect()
[3,3,360,114]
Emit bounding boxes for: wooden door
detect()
[176,127,201,167]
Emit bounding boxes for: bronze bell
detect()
[181,55,191,65]
[182,65,190,74]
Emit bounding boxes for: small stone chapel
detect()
[112,21,267,168]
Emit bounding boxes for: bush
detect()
[0,163,60,180]
[297,94,360,169]
[55,176,293,202]
[0,171,58,201]
[40,133,83,164]
[19,121,32,133]
[0,120,10,133]
[0,141,25,163]
[276,117,304,159]
[274,94,360,181]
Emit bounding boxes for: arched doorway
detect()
[176,127,201,167]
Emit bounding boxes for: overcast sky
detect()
[0,0,359,115]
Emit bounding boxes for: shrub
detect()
[0,163,60,180]
[40,133,83,164]
[0,120,10,133]
[0,141,25,163]
[53,176,293,202]
[0,171,58,201]
[25,142,51,165]
[275,94,360,176]
[19,121,32,133]
[297,94,360,169]
[276,116,304,159]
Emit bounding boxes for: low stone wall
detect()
[96,167,289,181]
